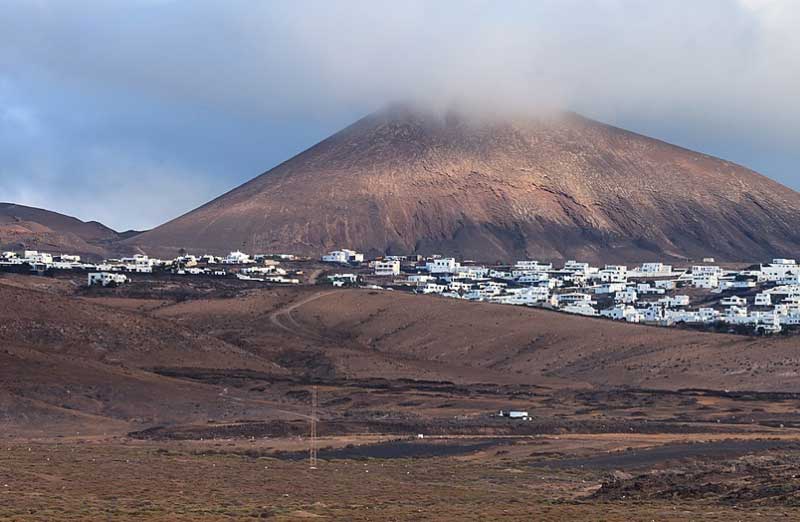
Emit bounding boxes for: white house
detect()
[718,279,757,291]
[456,266,490,279]
[425,257,460,274]
[374,259,401,276]
[595,282,627,295]
[754,292,772,306]
[698,307,720,323]
[636,283,665,295]
[448,281,473,293]
[561,302,598,316]
[223,251,251,264]
[725,305,749,323]
[88,272,128,287]
[327,273,359,286]
[242,265,287,276]
[615,288,638,304]
[720,296,747,307]
[761,259,799,282]
[601,304,641,323]
[556,292,595,307]
[630,263,673,277]
[658,295,690,307]
[23,250,53,264]
[499,410,529,419]
[420,282,447,294]
[639,304,665,322]
[692,273,719,289]
[654,280,677,290]
[692,265,722,275]
[514,260,552,272]
[516,272,550,284]
[563,260,594,275]
[322,249,364,264]
[175,255,198,267]
[489,269,514,280]
[408,274,436,285]
[465,287,502,301]
[119,254,156,272]
[200,254,220,264]
[598,265,628,283]
[503,286,550,306]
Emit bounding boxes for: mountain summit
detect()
[130,105,800,262]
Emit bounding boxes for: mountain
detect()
[0,203,121,259]
[129,105,800,262]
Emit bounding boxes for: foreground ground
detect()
[3,271,800,520]
[6,431,800,521]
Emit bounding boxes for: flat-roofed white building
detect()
[601,304,641,322]
[692,273,719,289]
[754,292,772,306]
[563,260,592,275]
[23,250,53,264]
[374,259,400,276]
[118,254,156,272]
[514,260,552,272]
[223,251,251,264]
[630,262,673,277]
[88,272,128,287]
[615,287,638,304]
[420,282,447,294]
[425,257,460,274]
[556,292,595,306]
[658,295,690,307]
[322,249,364,264]
[561,302,598,316]
[721,296,747,307]
[598,265,628,283]
[408,274,435,285]
[504,286,550,306]
[595,282,627,294]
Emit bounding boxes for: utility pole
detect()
[309,386,318,469]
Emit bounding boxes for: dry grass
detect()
[3,439,797,521]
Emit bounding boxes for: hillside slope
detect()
[153,287,800,392]
[0,282,293,436]
[130,105,800,262]
[291,290,800,392]
[0,202,120,259]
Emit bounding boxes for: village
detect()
[3,247,800,335]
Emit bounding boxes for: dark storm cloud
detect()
[0,0,798,230]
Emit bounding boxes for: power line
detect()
[309,386,318,469]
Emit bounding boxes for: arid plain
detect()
[5,269,800,520]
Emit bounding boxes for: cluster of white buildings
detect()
[0,250,166,274]
[0,249,303,286]
[394,256,800,334]
[1,250,89,272]
[8,244,800,335]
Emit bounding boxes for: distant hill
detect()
[130,104,800,262]
[0,202,120,259]
[0,281,287,436]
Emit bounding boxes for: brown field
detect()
[4,271,800,520]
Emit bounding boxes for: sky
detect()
[1,0,799,231]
